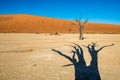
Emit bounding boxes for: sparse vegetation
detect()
[49,32,61,35]
[55,32,59,35]
[68,28,72,33]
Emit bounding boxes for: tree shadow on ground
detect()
[52,42,114,80]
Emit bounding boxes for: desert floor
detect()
[0,33,120,80]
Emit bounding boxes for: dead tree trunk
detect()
[79,27,83,40]
[72,17,88,40]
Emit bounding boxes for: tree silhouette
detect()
[72,17,88,40]
[52,42,114,80]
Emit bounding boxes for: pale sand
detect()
[0,33,120,80]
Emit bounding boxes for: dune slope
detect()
[0,14,120,33]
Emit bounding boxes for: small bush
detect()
[49,32,61,35]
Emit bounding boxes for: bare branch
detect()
[71,50,77,63]
[78,16,81,22]
[52,49,74,63]
[71,21,79,30]
[91,42,97,50]
[83,44,91,53]
[83,18,88,25]
[69,44,82,61]
[78,16,82,26]
[62,64,73,67]
[73,43,83,54]
[91,42,97,46]
[82,18,88,29]
[97,43,114,52]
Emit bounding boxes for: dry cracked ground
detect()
[0,33,120,80]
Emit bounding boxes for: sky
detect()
[0,0,120,25]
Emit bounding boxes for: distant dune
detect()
[0,14,120,34]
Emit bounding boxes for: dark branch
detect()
[83,44,91,53]
[71,50,77,63]
[71,43,86,66]
[70,45,81,61]
[52,49,74,63]
[83,18,88,25]
[73,43,83,54]
[91,42,97,50]
[82,18,88,28]
[71,21,79,30]
[97,43,114,52]
[62,64,74,67]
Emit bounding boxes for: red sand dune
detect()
[0,14,120,34]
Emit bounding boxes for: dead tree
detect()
[72,17,88,40]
